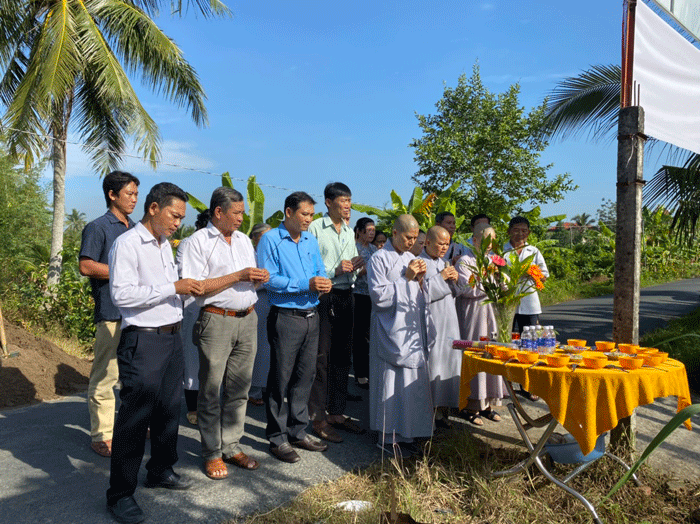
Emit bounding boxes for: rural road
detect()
[0,278,699,524]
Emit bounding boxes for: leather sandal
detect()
[479,409,502,422]
[204,458,228,480]
[91,440,112,457]
[223,452,259,470]
[461,411,484,426]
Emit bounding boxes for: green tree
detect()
[543,64,700,242]
[0,0,230,286]
[410,64,576,222]
[0,143,51,275]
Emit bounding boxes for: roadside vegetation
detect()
[235,425,700,524]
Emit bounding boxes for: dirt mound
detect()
[0,322,91,409]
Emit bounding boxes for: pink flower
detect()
[490,255,506,267]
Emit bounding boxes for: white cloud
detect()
[44,137,218,180]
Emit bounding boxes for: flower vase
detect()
[493,303,516,344]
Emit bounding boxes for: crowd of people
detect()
[79,172,548,524]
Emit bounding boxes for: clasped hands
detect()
[405,258,427,282]
[334,256,365,277]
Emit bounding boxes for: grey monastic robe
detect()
[420,253,462,408]
[367,241,433,440]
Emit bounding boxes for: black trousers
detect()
[106,329,184,505]
[352,293,371,380]
[513,314,540,334]
[308,290,354,420]
[265,306,319,447]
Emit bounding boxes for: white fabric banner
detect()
[634,0,700,155]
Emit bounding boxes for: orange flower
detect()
[527,264,545,290]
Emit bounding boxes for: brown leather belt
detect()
[123,322,181,334]
[203,305,255,318]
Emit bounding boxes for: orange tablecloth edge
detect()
[459,351,692,455]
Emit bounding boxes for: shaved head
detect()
[427,225,450,243]
[393,214,419,233]
[473,224,496,251]
[392,214,420,253]
[425,225,451,259]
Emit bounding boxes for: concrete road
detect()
[0,278,698,523]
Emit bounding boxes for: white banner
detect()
[634,0,700,155]
[653,0,700,42]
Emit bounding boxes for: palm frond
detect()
[97,1,208,126]
[645,155,700,242]
[543,64,621,142]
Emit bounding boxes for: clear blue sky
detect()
[62,0,631,225]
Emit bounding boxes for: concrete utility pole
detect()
[611,0,644,453]
[613,106,644,346]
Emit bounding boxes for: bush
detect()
[5,244,95,344]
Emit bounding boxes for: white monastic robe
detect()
[455,249,508,408]
[367,241,433,440]
[420,253,462,408]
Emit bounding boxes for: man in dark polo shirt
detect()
[80,171,139,458]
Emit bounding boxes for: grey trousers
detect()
[194,309,257,460]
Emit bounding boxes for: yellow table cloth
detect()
[459,351,693,455]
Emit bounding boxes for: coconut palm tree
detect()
[543,64,700,242]
[0,0,230,285]
[65,208,87,236]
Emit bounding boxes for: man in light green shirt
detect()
[307,182,366,443]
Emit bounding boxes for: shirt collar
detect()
[278,222,308,242]
[106,209,134,227]
[320,213,350,233]
[135,221,163,245]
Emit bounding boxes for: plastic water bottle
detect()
[546,325,556,351]
[535,324,545,353]
[521,327,534,351]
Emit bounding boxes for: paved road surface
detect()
[0,279,698,523]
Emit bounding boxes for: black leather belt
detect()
[123,322,181,334]
[271,305,317,318]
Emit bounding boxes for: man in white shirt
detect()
[179,187,269,479]
[106,182,204,524]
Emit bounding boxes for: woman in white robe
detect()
[454,225,508,426]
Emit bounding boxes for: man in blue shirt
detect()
[257,192,332,463]
[79,171,139,458]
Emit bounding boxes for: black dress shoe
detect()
[292,435,328,452]
[270,442,300,463]
[144,470,192,490]
[107,495,144,524]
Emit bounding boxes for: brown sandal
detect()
[223,452,259,470]
[204,458,228,480]
[91,440,112,457]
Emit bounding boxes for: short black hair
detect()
[509,216,530,229]
[470,214,491,227]
[354,217,375,233]
[324,182,352,201]
[284,191,316,213]
[103,171,140,208]
[373,231,387,240]
[435,211,455,224]
[143,182,188,214]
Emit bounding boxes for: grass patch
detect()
[235,426,700,524]
[641,306,700,392]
